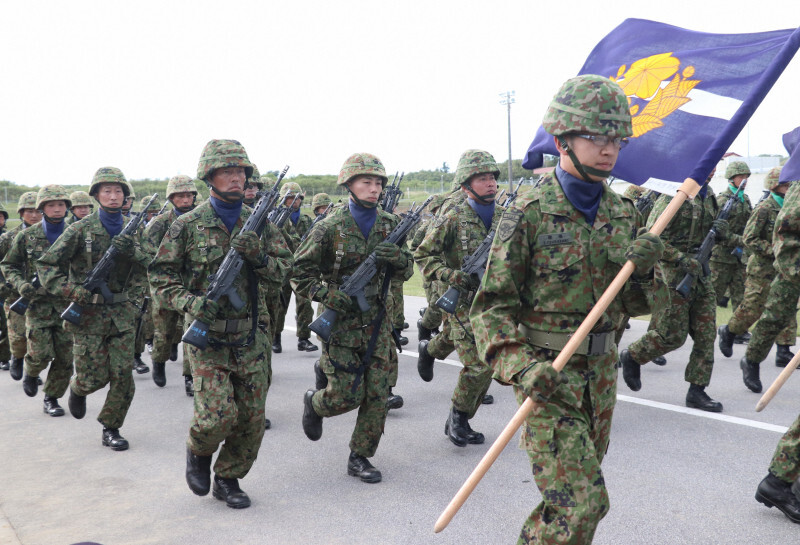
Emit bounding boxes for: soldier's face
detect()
[170,192,194,211]
[557,133,620,182]
[211,167,246,202]
[122,196,134,211]
[244,185,258,201]
[284,195,303,210]
[72,205,92,219]
[348,175,383,205]
[43,200,67,220]
[463,173,497,201]
[21,208,42,226]
[0,215,5,228]
[97,184,126,209]
[775,184,790,196]
[730,174,747,188]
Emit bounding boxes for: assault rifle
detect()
[635,189,659,215]
[676,179,747,298]
[9,274,41,315]
[182,166,289,349]
[502,177,525,207]
[268,192,302,229]
[381,172,404,213]
[436,188,524,315]
[134,296,150,343]
[309,196,434,343]
[61,193,159,326]
[155,200,170,217]
[300,203,333,243]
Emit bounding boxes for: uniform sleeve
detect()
[414,213,457,285]
[646,195,683,263]
[148,218,195,313]
[291,223,329,302]
[257,222,292,287]
[141,216,167,259]
[37,223,84,300]
[0,231,28,292]
[742,204,772,259]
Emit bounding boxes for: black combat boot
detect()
[462,417,485,445]
[22,373,38,397]
[133,354,149,374]
[43,396,65,417]
[0,360,8,370]
[264,418,271,430]
[417,340,435,382]
[740,357,762,393]
[734,331,752,344]
[212,475,251,508]
[297,338,319,352]
[386,389,404,410]
[302,390,323,441]
[444,406,470,447]
[185,445,212,496]
[717,325,735,357]
[417,318,436,341]
[685,383,723,412]
[776,345,795,368]
[101,427,129,451]
[152,361,166,387]
[393,329,409,346]
[313,360,328,391]
[9,356,23,380]
[756,473,800,523]
[272,334,282,354]
[347,452,382,483]
[619,349,642,391]
[184,375,194,397]
[402,321,409,330]
[482,394,494,404]
[68,388,86,419]
[169,343,179,362]
[652,356,667,366]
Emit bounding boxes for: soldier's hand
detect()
[517,363,569,404]
[678,255,703,277]
[69,285,92,305]
[186,295,220,325]
[19,282,37,299]
[448,270,480,291]
[625,231,663,272]
[713,219,730,241]
[111,233,135,254]
[230,231,265,265]
[373,241,407,268]
[324,289,354,313]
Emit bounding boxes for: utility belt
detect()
[518,325,615,356]
[208,315,252,334]
[90,291,129,305]
[323,281,381,299]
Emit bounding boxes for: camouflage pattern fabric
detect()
[415,198,504,418]
[626,190,719,387]
[38,211,148,429]
[0,224,28,359]
[727,195,796,345]
[471,172,644,545]
[709,184,752,310]
[149,200,291,478]
[542,75,633,138]
[769,412,800,482]
[0,222,73,398]
[275,214,315,339]
[292,204,413,458]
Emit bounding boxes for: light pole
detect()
[500,91,515,191]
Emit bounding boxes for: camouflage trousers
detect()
[391,279,406,330]
[71,327,135,430]
[4,301,27,358]
[745,273,800,364]
[451,338,492,419]
[152,306,185,372]
[769,412,800,483]
[134,305,154,355]
[515,381,613,545]
[728,273,796,346]
[710,259,745,310]
[628,277,716,387]
[427,313,455,360]
[0,307,10,362]
[420,279,443,331]
[24,323,73,399]
[275,283,314,339]
[312,323,395,458]
[185,327,270,479]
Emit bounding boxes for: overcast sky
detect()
[1,0,797,187]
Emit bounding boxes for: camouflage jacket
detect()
[710,185,752,264]
[742,195,781,279]
[284,213,313,251]
[415,198,504,335]
[141,208,179,259]
[291,204,413,345]
[772,182,800,279]
[0,223,25,300]
[148,200,291,327]
[37,211,149,334]
[471,172,644,384]
[623,184,660,225]
[0,221,70,327]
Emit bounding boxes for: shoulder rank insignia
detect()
[498,209,523,242]
[168,220,184,240]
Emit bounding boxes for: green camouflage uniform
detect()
[38,211,147,429]
[768,413,800,482]
[1,222,73,397]
[131,221,154,358]
[292,204,413,457]
[709,185,752,310]
[149,200,291,478]
[1,224,29,361]
[275,212,314,339]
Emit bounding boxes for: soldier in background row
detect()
[0,201,10,371]
[68,190,93,224]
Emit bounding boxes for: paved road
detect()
[1,295,799,544]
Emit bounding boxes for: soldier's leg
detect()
[96,329,136,429]
[746,275,800,365]
[709,263,728,307]
[313,344,369,420]
[427,315,456,360]
[294,291,314,340]
[728,275,771,336]
[451,339,492,419]
[768,413,800,483]
[151,307,174,364]
[775,316,797,347]
[6,302,27,358]
[626,287,690,364]
[349,334,393,458]
[0,307,10,368]
[684,282,717,387]
[71,333,113,398]
[274,283,291,336]
[730,262,746,312]
[43,325,73,399]
[23,325,54,381]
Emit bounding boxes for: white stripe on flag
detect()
[678,87,742,120]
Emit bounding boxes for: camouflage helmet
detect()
[280,182,303,200]
[725,161,751,180]
[140,195,162,212]
[454,149,501,186]
[36,184,72,210]
[17,191,38,213]
[765,167,784,191]
[543,74,632,138]
[0,202,7,220]
[197,139,254,182]
[125,181,136,199]
[166,175,198,199]
[312,193,331,209]
[337,153,388,186]
[69,190,93,209]
[89,167,130,198]
[249,164,264,189]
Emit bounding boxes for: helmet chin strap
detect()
[558,137,612,182]
[99,204,123,213]
[211,186,245,203]
[346,188,378,209]
[464,184,496,204]
[43,213,65,224]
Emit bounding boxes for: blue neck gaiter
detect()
[290,210,301,225]
[98,208,124,237]
[349,200,377,240]
[556,165,604,225]
[42,218,65,245]
[210,196,242,234]
[467,198,495,230]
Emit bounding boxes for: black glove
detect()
[713,219,730,241]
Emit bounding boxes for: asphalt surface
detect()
[1,295,800,544]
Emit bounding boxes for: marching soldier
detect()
[68,190,93,224]
[149,140,291,508]
[1,185,73,416]
[38,167,148,451]
[293,152,413,483]
[0,202,11,371]
[121,182,135,216]
[312,193,332,217]
[472,75,663,544]
[415,149,504,446]
[755,412,800,523]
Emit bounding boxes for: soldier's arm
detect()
[148,217,195,313]
[291,222,328,302]
[742,204,772,258]
[37,223,84,300]
[414,213,457,285]
[141,216,168,259]
[646,195,682,263]
[0,230,29,292]
[256,222,292,287]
